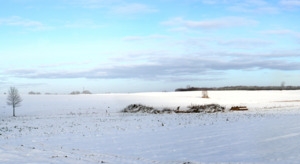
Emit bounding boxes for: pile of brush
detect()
[184,104,225,113]
[122,104,225,114]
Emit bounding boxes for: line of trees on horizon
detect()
[175,85,300,92]
[70,90,92,95]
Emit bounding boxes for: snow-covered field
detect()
[1,91,300,163]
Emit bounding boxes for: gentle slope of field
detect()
[0,91,300,163]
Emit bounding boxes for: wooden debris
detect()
[230,106,248,111]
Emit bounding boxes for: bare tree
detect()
[202,90,209,98]
[7,87,23,117]
[281,81,285,91]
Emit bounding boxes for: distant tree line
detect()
[70,90,92,95]
[28,91,41,95]
[175,85,300,91]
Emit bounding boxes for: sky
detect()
[1,0,300,94]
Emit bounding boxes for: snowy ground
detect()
[1,91,300,163]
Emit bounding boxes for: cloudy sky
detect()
[1,0,300,93]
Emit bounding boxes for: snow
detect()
[1,91,300,163]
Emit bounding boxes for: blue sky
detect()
[1,0,300,93]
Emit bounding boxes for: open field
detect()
[1,91,300,163]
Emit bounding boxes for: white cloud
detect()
[64,19,105,29]
[262,29,300,40]
[262,29,295,35]
[246,0,268,6]
[6,49,300,82]
[200,0,279,14]
[68,1,158,16]
[162,16,257,30]
[231,0,278,13]
[0,16,49,30]
[38,61,92,68]
[111,3,158,15]
[122,34,168,41]
[280,0,300,7]
[69,0,121,8]
[201,0,226,5]
[229,5,278,13]
[218,39,273,48]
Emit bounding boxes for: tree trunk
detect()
[13,106,15,117]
